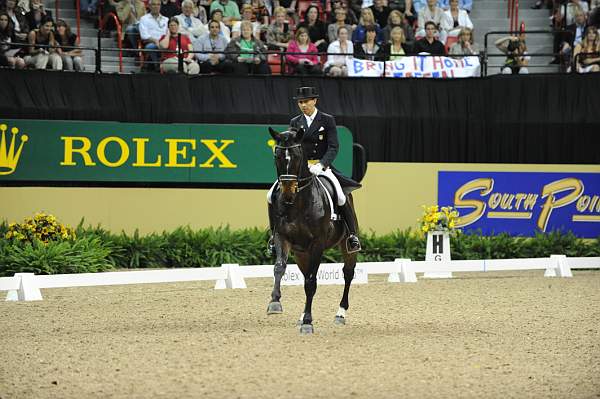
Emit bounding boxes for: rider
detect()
[268,86,362,253]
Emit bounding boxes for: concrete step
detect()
[471,9,551,19]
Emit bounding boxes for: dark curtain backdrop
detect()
[1,70,599,164]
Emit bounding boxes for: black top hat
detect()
[293,86,319,100]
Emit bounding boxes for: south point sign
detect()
[0,119,353,185]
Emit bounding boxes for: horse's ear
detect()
[295,127,305,142]
[268,127,279,141]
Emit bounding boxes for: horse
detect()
[266,127,359,335]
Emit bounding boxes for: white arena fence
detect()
[1,255,599,301]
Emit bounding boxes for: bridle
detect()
[275,143,313,196]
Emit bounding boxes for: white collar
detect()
[304,108,318,122]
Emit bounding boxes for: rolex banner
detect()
[0,120,353,185]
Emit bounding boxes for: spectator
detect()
[382,9,414,46]
[573,26,600,72]
[209,0,240,27]
[286,26,321,75]
[328,0,358,25]
[2,0,28,41]
[224,20,270,74]
[413,20,446,54]
[194,19,231,73]
[247,0,269,26]
[352,8,383,44]
[109,0,145,41]
[266,5,291,50]
[410,0,426,18]
[138,0,169,71]
[561,0,589,27]
[298,5,328,52]
[328,6,353,42]
[273,0,297,24]
[495,32,529,74]
[176,0,208,40]
[324,25,353,76]
[24,16,62,69]
[370,0,390,27]
[388,0,416,21]
[161,0,181,18]
[440,0,472,39]
[448,26,478,56]
[437,0,472,12]
[231,4,262,39]
[159,17,200,73]
[55,19,83,71]
[381,25,411,59]
[207,8,231,41]
[354,24,383,59]
[25,0,51,31]
[194,0,209,22]
[417,0,445,42]
[551,7,586,65]
[0,12,26,69]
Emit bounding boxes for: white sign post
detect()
[423,231,453,279]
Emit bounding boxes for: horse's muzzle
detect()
[279,174,299,194]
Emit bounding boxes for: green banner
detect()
[0,120,353,185]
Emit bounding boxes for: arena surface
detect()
[1,270,599,399]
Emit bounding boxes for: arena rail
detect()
[2,256,599,302]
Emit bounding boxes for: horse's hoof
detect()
[334,316,346,325]
[267,301,283,314]
[299,324,314,335]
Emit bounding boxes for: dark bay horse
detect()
[266,127,359,334]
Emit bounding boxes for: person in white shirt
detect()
[176,0,208,40]
[324,26,353,76]
[139,0,168,70]
[231,4,263,39]
[207,8,231,42]
[440,0,472,38]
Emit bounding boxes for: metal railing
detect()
[3,37,599,76]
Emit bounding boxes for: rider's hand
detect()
[309,163,324,175]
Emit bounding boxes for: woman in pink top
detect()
[286,26,322,75]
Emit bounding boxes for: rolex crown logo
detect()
[0,123,28,175]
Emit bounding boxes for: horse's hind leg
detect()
[267,238,289,315]
[335,245,357,325]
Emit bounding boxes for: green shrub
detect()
[1,219,598,274]
[0,237,114,276]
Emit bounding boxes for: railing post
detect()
[177,33,183,73]
[96,29,102,73]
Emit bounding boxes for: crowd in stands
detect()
[1,0,599,74]
[539,0,600,72]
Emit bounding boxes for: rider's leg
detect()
[320,169,361,252]
[338,201,361,253]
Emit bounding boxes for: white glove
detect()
[309,163,324,175]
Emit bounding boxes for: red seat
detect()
[445,35,459,53]
[268,53,283,75]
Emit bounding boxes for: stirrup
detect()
[346,235,361,253]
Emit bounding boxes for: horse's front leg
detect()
[267,236,289,315]
[298,250,322,334]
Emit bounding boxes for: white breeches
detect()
[266,167,346,206]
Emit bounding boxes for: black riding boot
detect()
[267,201,276,256]
[339,201,361,253]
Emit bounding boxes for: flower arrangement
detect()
[419,205,460,236]
[5,212,76,244]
